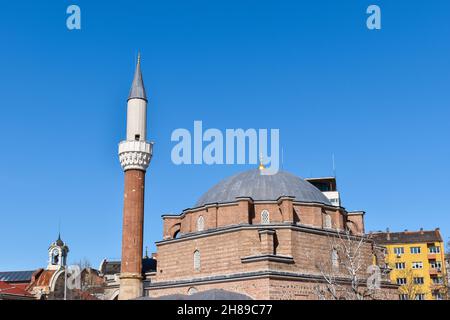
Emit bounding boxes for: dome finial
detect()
[258,153,265,171]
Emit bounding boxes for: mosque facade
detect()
[115,56,398,300]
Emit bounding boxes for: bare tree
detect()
[390,267,422,300]
[313,229,390,300]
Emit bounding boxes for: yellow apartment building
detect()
[372,228,447,300]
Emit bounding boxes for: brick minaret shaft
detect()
[121,169,145,274]
[118,54,153,300]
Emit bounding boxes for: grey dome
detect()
[195,169,331,207]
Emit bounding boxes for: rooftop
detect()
[136,289,252,300]
[0,270,35,283]
[371,228,443,245]
[195,169,331,208]
[0,281,34,298]
[100,257,156,275]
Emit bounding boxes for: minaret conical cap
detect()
[128,52,147,101]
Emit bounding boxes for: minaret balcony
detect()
[119,140,153,171]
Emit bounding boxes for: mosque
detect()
[0,55,398,300]
[111,55,398,300]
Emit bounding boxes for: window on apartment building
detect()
[193,250,200,271]
[432,291,443,300]
[411,261,423,269]
[395,262,406,270]
[396,278,407,285]
[413,277,424,285]
[431,277,443,285]
[428,246,440,254]
[393,247,404,255]
[261,210,270,224]
[410,247,421,254]
[430,261,442,269]
[197,216,204,232]
[415,293,425,300]
[399,294,408,300]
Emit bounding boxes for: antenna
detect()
[332,153,336,178]
[281,147,284,170]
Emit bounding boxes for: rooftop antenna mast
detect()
[332,153,336,178]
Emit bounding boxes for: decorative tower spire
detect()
[118,54,153,300]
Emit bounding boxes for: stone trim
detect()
[241,254,294,264]
[118,140,153,171]
[155,223,370,246]
[120,272,143,280]
[165,197,342,217]
[258,229,276,235]
[145,270,397,290]
[347,211,365,216]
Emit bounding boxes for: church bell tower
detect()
[47,234,69,270]
[118,53,153,300]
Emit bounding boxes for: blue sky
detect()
[0,0,449,270]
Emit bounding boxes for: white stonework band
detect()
[118,140,153,171]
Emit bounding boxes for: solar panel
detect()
[0,270,35,282]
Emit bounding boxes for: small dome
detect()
[55,234,64,246]
[195,169,331,207]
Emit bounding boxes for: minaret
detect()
[118,53,153,300]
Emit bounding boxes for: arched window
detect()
[170,223,181,239]
[331,249,339,268]
[324,214,332,229]
[187,287,198,295]
[261,210,270,224]
[51,249,59,265]
[193,250,201,271]
[197,216,204,232]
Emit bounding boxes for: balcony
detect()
[429,268,442,276]
[428,253,437,260]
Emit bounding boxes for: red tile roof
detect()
[0,281,33,297]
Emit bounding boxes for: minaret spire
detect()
[128,52,147,101]
[118,53,153,300]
